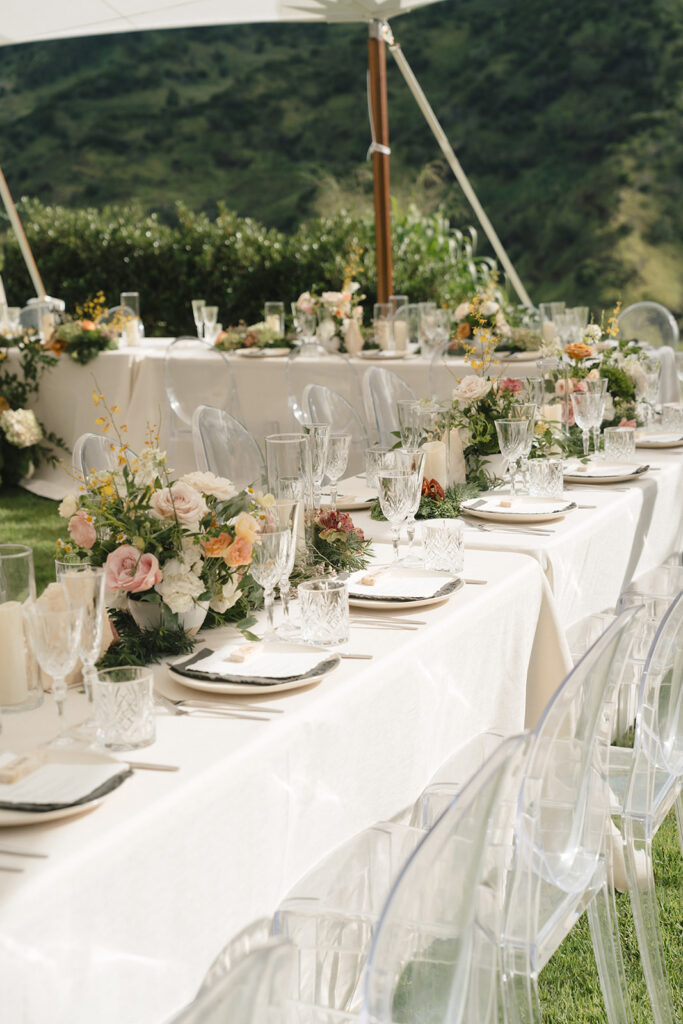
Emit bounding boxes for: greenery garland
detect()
[370,482,481,522]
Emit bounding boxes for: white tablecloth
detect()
[0,548,568,1024]
[11,340,681,500]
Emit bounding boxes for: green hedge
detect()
[0,199,497,335]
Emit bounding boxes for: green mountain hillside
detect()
[0,0,681,313]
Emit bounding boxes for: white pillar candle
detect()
[422,440,448,489]
[448,428,467,484]
[375,320,392,350]
[265,314,283,336]
[392,320,409,351]
[0,601,29,706]
[542,321,557,343]
[124,318,139,347]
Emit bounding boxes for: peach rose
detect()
[564,341,595,361]
[105,545,162,593]
[203,532,232,558]
[457,321,471,339]
[68,509,96,550]
[224,537,253,567]
[149,481,208,529]
[234,512,260,544]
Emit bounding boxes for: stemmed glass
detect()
[24,601,83,745]
[584,378,608,454]
[201,305,219,345]
[305,423,330,508]
[377,470,419,563]
[394,449,425,565]
[270,499,301,639]
[325,434,351,510]
[495,419,531,496]
[55,564,106,735]
[249,528,290,641]
[291,304,317,346]
[191,298,206,339]
[571,393,603,456]
[641,354,661,426]
[397,400,423,452]
[510,403,537,491]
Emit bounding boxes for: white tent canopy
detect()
[0,0,438,46]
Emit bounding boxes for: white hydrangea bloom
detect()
[209,577,241,614]
[155,557,205,614]
[0,408,42,448]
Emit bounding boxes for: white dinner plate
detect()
[498,349,542,362]
[169,642,341,695]
[234,347,291,358]
[635,433,683,449]
[461,495,576,523]
[356,350,412,360]
[563,461,649,484]
[348,578,463,610]
[0,798,105,828]
[322,492,374,511]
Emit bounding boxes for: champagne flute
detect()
[377,471,416,563]
[249,528,290,641]
[584,378,608,454]
[571,393,603,457]
[55,564,106,735]
[24,602,83,745]
[201,305,219,345]
[494,419,530,495]
[397,400,423,452]
[270,499,301,639]
[191,298,206,338]
[394,449,425,565]
[305,422,330,508]
[325,434,351,510]
[509,402,537,491]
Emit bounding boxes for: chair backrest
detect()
[164,337,242,436]
[286,346,363,430]
[192,405,266,491]
[72,432,118,480]
[363,367,417,447]
[618,302,680,350]
[362,733,533,1024]
[429,346,463,402]
[617,565,683,663]
[304,384,370,477]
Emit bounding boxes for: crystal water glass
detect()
[422,519,464,574]
[0,544,41,714]
[305,422,330,508]
[298,579,349,647]
[528,458,565,498]
[265,433,314,556]
[662,403,683,431]
[494,419,530,496]
[603,427,636,462]
[291,303,316,344]
[55,564,106,733]
[365,446,396,489]
[93,666,155,751]
[325,434,351,510]
[571,393,604,456]
[378,470,418,562]
[270,500,301,639]
[539,302,565,322]
[24,601,83,745]
[264,301,285,337]
[397,399,423,452]
[250,528,290,640]
[191,298,206,338]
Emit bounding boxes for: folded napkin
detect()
[564,460,647,478]
[348,567,460,601]
[463,496,572,516]
[636,432,683,445]
[173,644,338,685]
[0,753,131,813]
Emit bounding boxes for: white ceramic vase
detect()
[127,598,209,636]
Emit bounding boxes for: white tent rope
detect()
[380,21,532,307]
[366,70,391,159]
[0,168,46,299]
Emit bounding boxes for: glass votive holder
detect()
[603,426,636,462]
[528,458,565,498]
[661,403,683,431]
[297,579,349,646]
[422,519,464,574]
[364,446,395,489]
[93,666,155,751]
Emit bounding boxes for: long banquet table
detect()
[11,339,681,500]
[0,547,568,1024]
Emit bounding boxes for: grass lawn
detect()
[0,485,681,1022]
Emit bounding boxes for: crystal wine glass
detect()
[494,419,531,496]
[397,400,423,452]
[325,434,351,510]
[291,304,317,346]
[55,564,106,736]
[571,393,603,457]
[191,298,206,338]
[584,378,608,454]
[509,402,537,491]
[394,449,425,565]
[377,470,417,563]
[24,601,83,745]
[305,422,330,508]
[201,305,219,345]
[250,528,290,641]
[270,499,301,639]
[641,354,661,426]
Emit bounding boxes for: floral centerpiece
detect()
[47,293,119,365]
[0,334,65,487]
[57,394,266,664]
[295,280,365,351]
[215,322,288,352]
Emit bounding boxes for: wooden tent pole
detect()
[368,20,393,304]
[0,167,46,299]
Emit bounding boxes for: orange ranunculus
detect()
[203,532,232,558]
[457,321,472,339]
[564,341,595,361]
[224,536,253,567]
[46,336,68,355]
[80,319,97,331]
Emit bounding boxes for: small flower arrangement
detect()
[295,280,365,351]
[294,508,372,578]
[47,294,119,365]
[449,292,511,372]
[56,393,267,661]
[215,322,289,352]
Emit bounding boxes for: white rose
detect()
[480,300,499,317]
[584,324,602,343]
[0,408,43,448]
[58,492,80,519]
[134,448,167,488]
[452,375,493,404]
[154,558,205,614]
[149,481,208,530]
[209,577,241,614]
[454,302,470,321]
[181,471,237,502]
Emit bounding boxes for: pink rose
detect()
[572,379,587,393]
[296,292,315,314]
[555,379,568,396]
[619,418,637,428]
[225,537,253,567]
[68,509,96,550]
[105,545,162,593]
[149,481,208,529]
[498,377,523,394]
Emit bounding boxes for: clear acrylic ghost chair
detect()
[362,733,534,1024]
[500,608,640,1024]
[167,933,299,1024]
[287,347,362,430]
[618,302,680,350]
[429,346,464,402]
[72,432,119,480]
[304,384,370,478]
[274,822,426,1013]
[165,337,243,442]
[606,593,683,1024]
[192,405,266,491]
[617,566,683,670]
[363,367,417,447]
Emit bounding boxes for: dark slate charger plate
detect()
[347,577,463,603]
[172,647,341,686]
[0,767,132,814]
